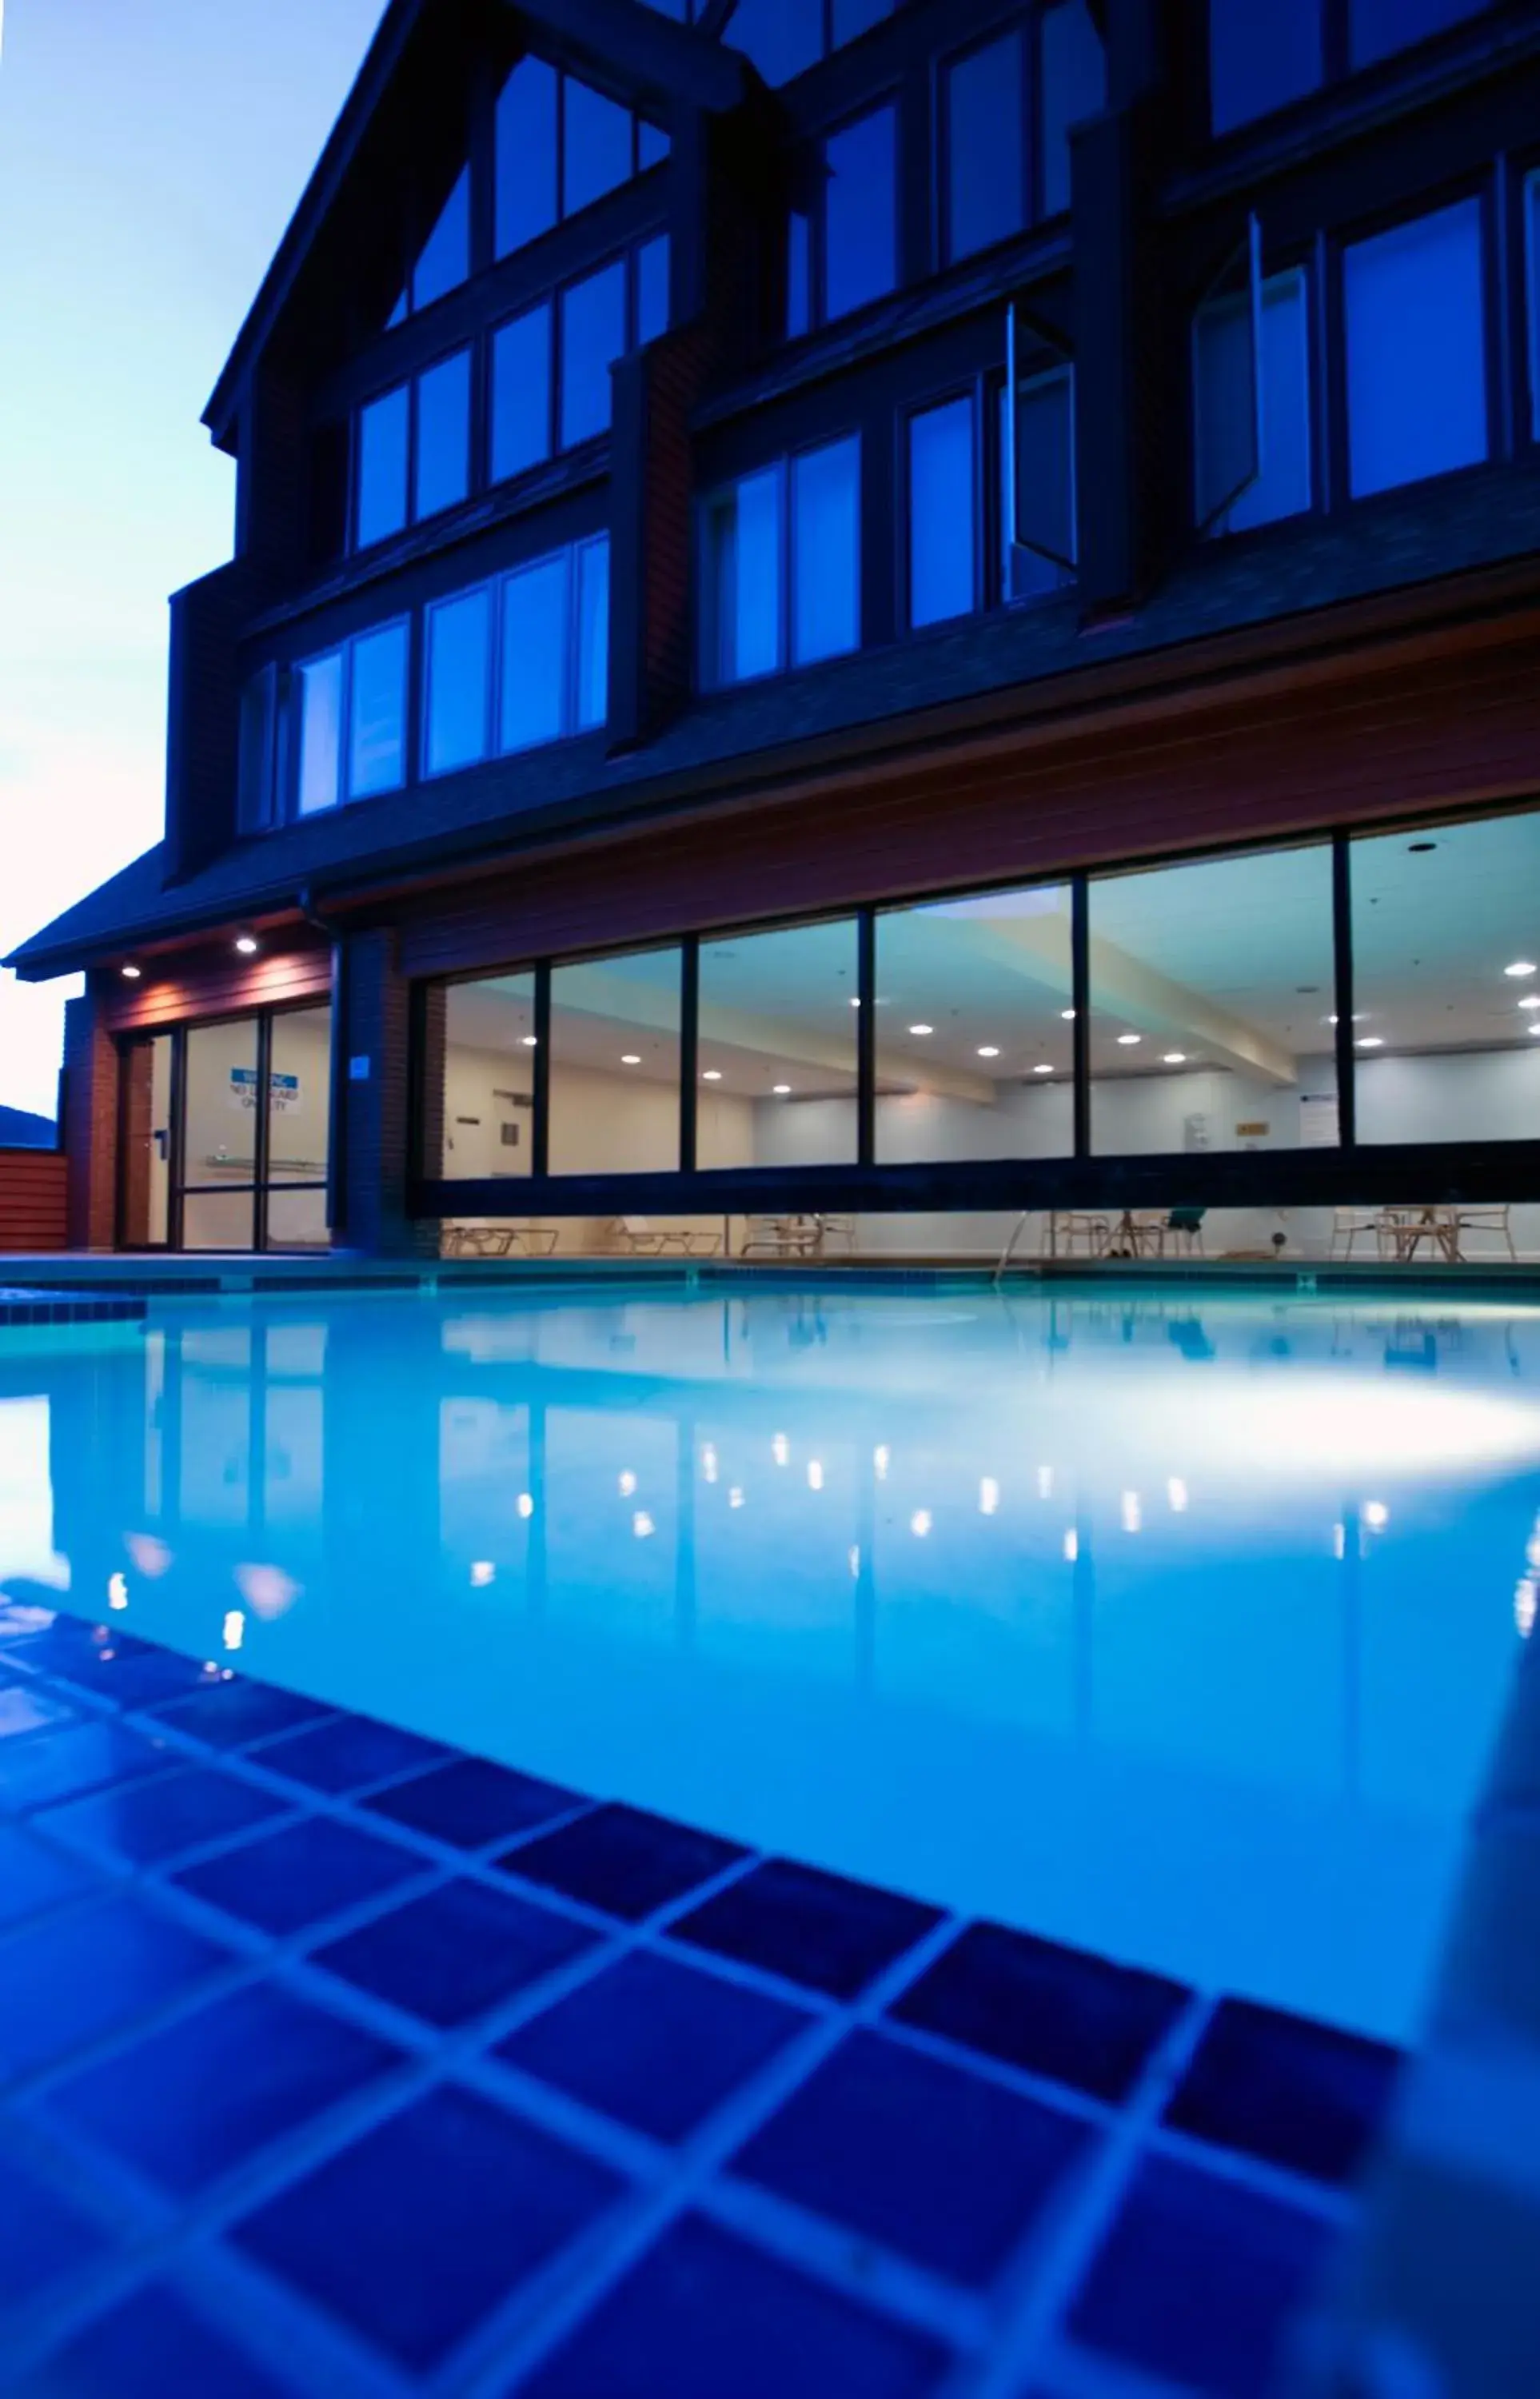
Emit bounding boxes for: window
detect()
[1349,0,1487,70]
[495,56,668,263]
[293,623,408,816]
[945,32,1026,265]
[440,973,537,1182]
[1002,365,1077,599]
[1090,845,1337,1157]
[1040,1,1106,217]
[389,166,472,324]
[425,589,493,778]
[414,349,472,522]
[357,386,409,549]
[909,397,977,629]
[576,541,611,729]
[549,950,684,1176]
[1528,171,1540,444]
[490,243,664,483]
[1344,200,1488,500]
[702,437,860,687]
[237,667,280,836]
[498,537,611,755]
[1194,269,1311,533]
[698,920,860,1167]
[724,0,893,82]
[823,106,898,322]
[561,260,628,447]
[1350,811,1540,1146]
[1207,0,1324,136]
[877,888,1075,1162]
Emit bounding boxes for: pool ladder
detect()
[994,1211,1035,1285]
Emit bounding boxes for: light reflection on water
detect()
[3,1287,1539,2042]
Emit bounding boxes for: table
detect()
[1382,1206,1462,1263]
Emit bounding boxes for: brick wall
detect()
[62,988,118,1251]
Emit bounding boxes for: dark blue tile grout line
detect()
[0,1605,1404,2399]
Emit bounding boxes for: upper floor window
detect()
[355,349,472,551]
[942,4,1105,264]
[905,362,1078,632]
[296,621,409,816]
[1003,364,1078,600]
[788,103,897,333]
[1208,0,1489,136]
[1344,198,1488,498]
[908,396,978,629]
[701,435,862,687]
[490,236,669,484]
[423,537,610,775]
[1193,267,1312,534]
[387,167,471,325]
[496,55,668,264]
[1526,170,1540,443]
[724,0,894,86]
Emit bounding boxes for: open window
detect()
[1191,215,1264,534]
[1003,300,1077,598]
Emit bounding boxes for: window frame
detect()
[903,384,985,632]
[353,348,473,553]
[289,617,412,819]
[699,433,864,692]
[421,582,498,784]
[1203,0,1494,140]
[488,235,668,490]
[1191,257,1316,539]
[494,54,669,265]
[794,94,902,334]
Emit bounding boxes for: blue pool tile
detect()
[0,1894,233,2082]
[38,1762,291,1869]
[257,1712,449,1796]
[0,1681,76,1740]
[152,1677,333,1752]
[364,1754,583,1850]
[0,1718,175,1816]
[1165,1997,1402,2190]
[733,2027,1090,2288]
[501,1803,749,1923]
[171,1813,425,1938]
[13,2281,296,2398]
[496,1948,809,2142]
[1069,2155,1334,2399]
[0,1821,96,1929]
[0,2137,112,2309]
[47,1981,405,2197]
[17,1630,213,1712]
[313,1875,598,2028]
[517,2212,952,2399]
[233,2082,625,2373]
[890,1920,1191,2105]
[672,1858,944,2001]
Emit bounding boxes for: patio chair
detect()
[1331,1207,1391,1259]
[1451,1203,1518,1259]
[741,1215,823,1259]
[1052,1211,1111,1257]
[1164,1207,1207,1257]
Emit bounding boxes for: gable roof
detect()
[202,0,749,450]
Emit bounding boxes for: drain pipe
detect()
[299,884,349,1243]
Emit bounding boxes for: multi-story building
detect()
[10,0,1540,1263]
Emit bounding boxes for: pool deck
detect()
[0,1608,1397,2399]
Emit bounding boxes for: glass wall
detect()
[699,920,860,1168]
[441,973,537,1182]
[127,1006,333,1255]
[1351,812,1540,1145]
[1344,201,1488,499]
[1090,846,1337,1157]
[877,887,1074,1162]
[182,1019,261,1251]
[264,1007,333,1251]
[549,949,683,1176]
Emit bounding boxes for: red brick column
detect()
[340,930,442,1258]
[62,982,120,1251]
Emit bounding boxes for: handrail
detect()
[995,1211,1035,1285]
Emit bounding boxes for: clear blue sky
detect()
[0,0,387,1116]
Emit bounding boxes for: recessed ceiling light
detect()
[773,1084,792,1095]
[1060,1008,1076,1022]
[234,936,258,956]
[1117,1033,1142,1047]
[702,1070,723,1082]
[849,996,861,1008]
[1505,962,1537,979]
[1163,1052,1187,1065]
[1033,1064,1054,1076]
[1358,1036,1385,1049]
[121,963,142,980]
[521,1036,538,1048]
[909,1024,934,1037]
[1521,996,1540,1011]
[1531,1024,1540,1036]
[977,1045,1000,1059]
[621,1054,641,1066]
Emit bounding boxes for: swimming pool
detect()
[3,1283,1537,2046]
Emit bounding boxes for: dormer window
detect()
[495,55,669,265]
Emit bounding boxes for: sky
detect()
[0,0,387,1117]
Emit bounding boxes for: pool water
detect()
[3,1283,1538,2046]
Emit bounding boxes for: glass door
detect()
[179,1018,262,1251]
[262,1006,333,1251]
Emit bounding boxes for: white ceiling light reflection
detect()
[700,1444,719,1484]
[1504,961,1537,978]
[772,1434,789,1468]
[1034,1064,1054,1076]
[223,1609,246,1651]
[126,1535,172,1578]
[1063,1528,1079,1563]
[807,1460,824,1492]
[1068,1381,1540,1482]
[874,1446,890,1480]
[1167,1478,1189,1513]
[728,1488,745,1510]
[471,1562,496,1588]
[618,1471,638,1499]
[1117,1034,1142,1048]
[1122,1491,1142,1534]
[979,1478,999,1515]
[978,1047,1000,1060]
[108,1572,129,1611]
[1037,1465,1054,1499]
[517,1493,534,1520]
[1364,1502,1390,1531]
[911,1510,932,1539]
[234,1564,301,1619]
[773,1084,792,1095]
[632,1512,656,1540]
[1163,1054,1187,1067]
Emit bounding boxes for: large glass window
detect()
[1194,269,1312,533]
[357,386,409,549]
[265,1007,333,1252]
[1351,812,1540,1146]
[1208,0,1324,136]
[414,349,471,522]
[412,169,470,312]
[1040,0,1106,217]
[945,32,1026,265]
[348,624,409,800]
[702,438,860,687]
[725,0,824,84]
[1345,201,1488,500]
[823,106,897,323]
[909,397,977,629]
[297,653,344,817]
[561,260,628,447]
[564,78,635,218]
[181,1020,260,1254]
[425,589,493,779]
[1089,846,1337,1158]
[698,920,860,1168]
[1529,171,1540,445]
[877,888,1075,1163]
[441,973,537,1181]
[496,57,668,262]
[501,553,571,756]
[491,303,553,484]
[1349,0,1487,70]
[549,950,683,1176]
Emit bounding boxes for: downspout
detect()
[298,884,349,1242]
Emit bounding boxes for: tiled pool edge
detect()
[0,1611,1403,2399]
